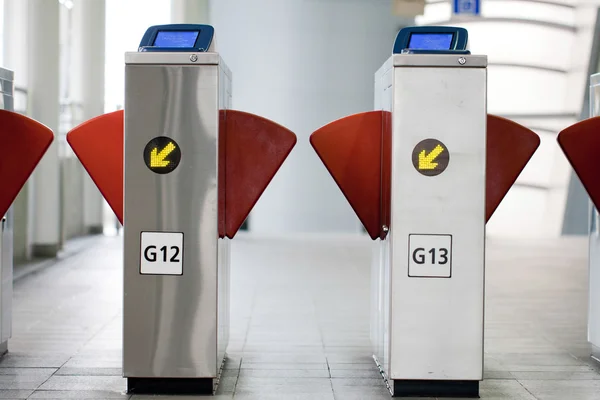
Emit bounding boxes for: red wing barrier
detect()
[310,112,540,239]
[219,110,296,239]
[66,110,124,224]
[67,110,296,237]
[557,116,600,209]
[486,115,541,221]
[0,110,54,217]
[310,111,391,240]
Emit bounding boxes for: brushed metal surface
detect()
[126,52,221,66]
[0,68,13,83]
[588,77,600,351]
[372,61,394,377]
[0,67,14,346]
[389,65,486,380]
[123,63,221,378]
[392,54,487,68]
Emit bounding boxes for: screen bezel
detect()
[139,24,215,52]
[393,26,468,54]
[407,32,456,51]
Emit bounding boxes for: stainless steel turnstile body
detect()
[371,54,487,396]
[587,73,600,362]
[123,53,231,389]
[0,68,14,355]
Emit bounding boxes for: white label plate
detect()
[408,234,452,278]
[140,232,184,275]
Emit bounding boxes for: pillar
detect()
[3,0,34,262]
[72,0,105,234]
[28,0,61,257]
[171,0,209,24]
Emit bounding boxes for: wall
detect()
[211,0,410,234]
[417,0,597,238]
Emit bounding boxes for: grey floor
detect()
[0,233,596,399]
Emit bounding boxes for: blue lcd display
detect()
[408,33,454,50]
[153,30,200,48]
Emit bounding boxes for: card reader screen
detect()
[408,33,454,50]
[153,30,199,47]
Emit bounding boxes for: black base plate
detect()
[393,379,479,398]
[127,377,213,395]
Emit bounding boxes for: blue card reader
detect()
[393,26,469,55]
[138,24,215,52]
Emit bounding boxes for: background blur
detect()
[2,0,599,264]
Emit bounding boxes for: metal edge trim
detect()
[125,52,221,65]
[393,54,488,68]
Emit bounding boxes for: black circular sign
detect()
[411,138,449,177]
[143,136,181,174]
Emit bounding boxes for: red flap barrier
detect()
[0,110,54,218]
[66,110,124,224]
[310,111,391,240]
[67,110,296,236]
[219,110,296,238]
[486,115,540,221]
[310,112,539,240]
[557,116,600,209]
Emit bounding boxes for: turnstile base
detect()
[393,380,479,398]
[591,344,600,364]
[127,378,213,395]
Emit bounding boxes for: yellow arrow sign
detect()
[418,144,445,170]
[150,142,176,168]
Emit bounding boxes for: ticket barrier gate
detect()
[66,25,296,395]
[310,26,540,397]
[0,67,55,355]
[557,73,600,364]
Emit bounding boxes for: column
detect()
[28,0,61,257]
[171,0,209,23]
[3,0,33,262]
[72,0,105,234]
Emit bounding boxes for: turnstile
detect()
[0,68,55,357]
[558,74,600,363]
[0,68,15,355]
[310,26,540,397]
[123,27,231,392]
[66,24,296,395]
[588,74,600,362]
[372,29,486,396]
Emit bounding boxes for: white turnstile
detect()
[587,73,600,362]
[0,67,15,355]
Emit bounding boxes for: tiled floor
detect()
[0,233,597,399]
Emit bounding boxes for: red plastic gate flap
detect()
[486,115,540,221]
[67,109,296,236]
[219,110,296,239]
[0,110,54,217]
[310,112,540,239]
[557,116,600,209]
[310,111,391,240]
[66,110,124,224]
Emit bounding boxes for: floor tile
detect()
[1,235,595,399]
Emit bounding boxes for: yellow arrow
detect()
[418,144,445,170]
[150,142,176,168]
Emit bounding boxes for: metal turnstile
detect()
[0,68,15,355]
[65,24,296,395]
[557,74,600,364]
[586,74,600,362]
[310,26,540,397]
[371,31,486,398]
[0,68,55,357]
